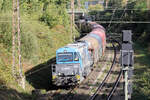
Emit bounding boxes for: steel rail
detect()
[107,70,123,100]
[106,39,122,100]
[62,47,111,100]
[89,41,117,100]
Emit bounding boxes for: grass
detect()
[132,43,150,100]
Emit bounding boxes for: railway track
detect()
[56,42,116,100]
[88,40,123,100]
[106,40,123,100]
[43,42,113,100]
[35,40,123,100]
[88,41,117,100]
[107,70,123,100]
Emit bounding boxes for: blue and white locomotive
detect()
[52,41,93,85]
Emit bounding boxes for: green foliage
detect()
[20,0,42,14]
[134,0,147,10]
[40,5,61,28]
[88,4,104,11]
[0,0,78,62]
[0,13,12,50]
[40,2,70,28]
[131,1,150,46]
[21,29,39,61]
[0,0,12,12]
[0,44,13,88]
[132,44,150,100]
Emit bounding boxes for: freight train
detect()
[52,21,106,86]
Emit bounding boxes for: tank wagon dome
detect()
[90,26,106,54]
[80,22,106,55]
[80,36,100,51]
[88,21,97,25]
[88,22,106,31]
[91,30,106,44]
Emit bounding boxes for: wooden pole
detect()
[77,0,81,10]
[122,0,128,7]
[17,0,22,78]
[71,0,75,42]
[105,0,109,9]
[147,0,150,10]
[70,0,73,42]
[12,0,25,89]
[12,0,16,78]
[17,0,25,89]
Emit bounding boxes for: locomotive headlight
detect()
[75,75,80,80]
[52,75,56,80]
[58,72,61,75]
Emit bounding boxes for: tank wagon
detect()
[52,21,106,86]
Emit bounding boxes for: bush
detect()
[0,45,12,88]
[21,30,39,61]
[0,13,12,50]
[88,4,104,11]
[40,5,69,28]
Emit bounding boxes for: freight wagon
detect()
[52,21,106,86]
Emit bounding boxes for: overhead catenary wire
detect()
[1,20,150,23]
[106,0,129,33]
[104,0,138,32]
[107,7,119,29]
[95,21,150,23]
[107,8,126,32]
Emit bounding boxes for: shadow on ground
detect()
[49,82,124,100]
[0,87,33,100]
[35,89,124,100]
[25,57,56,90]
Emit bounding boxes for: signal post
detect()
[120,30,134,100]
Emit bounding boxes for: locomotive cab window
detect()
[57,52,73,62]
[74,52,79,61]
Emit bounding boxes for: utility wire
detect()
[106,0,138,33]
[107,7,118,29]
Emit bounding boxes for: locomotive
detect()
[52,21,106,86]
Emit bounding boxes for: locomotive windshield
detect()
[57,52,73,62]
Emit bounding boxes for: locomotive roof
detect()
[56,41,87,53]
[67,42,86,48]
